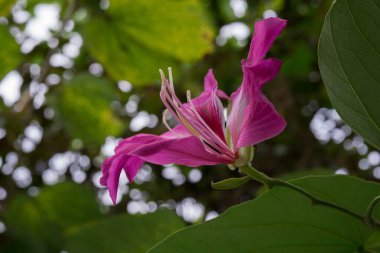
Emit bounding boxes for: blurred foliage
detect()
[52,74,123,146]
[0,0,379,251]
[66,209,184,253]
[2,182,183,252]
[0,0,15,16]
[3,183,102,252]
[82,0,215,85]
[0,24,22,79]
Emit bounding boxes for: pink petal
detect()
[100,154,144,205]
[204,69,229,99]
[204,69,218,91]
[229,59,282,105]
[216,90,229,99]
[236,93,286,148]
[244,58,282,90]
[247,17,287,66]
[227,17,287,150]
[188,70,226,141]
[115,124,190,154]
[227,58,284,149]
[119,133,232,166]
[124,156,145,182]
[101,127,233,204]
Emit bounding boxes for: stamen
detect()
[159,68,234,161]
[161,89,201,137]
[162,83,221,150]
[162,75,182,106]
[168,67,174,88]
[163,77,231,157]
[159,70,183,124]
[186,90,234,158]
[162,110,180,136]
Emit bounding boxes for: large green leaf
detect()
[148,175,380,253]
[4,183,102,252]
[52,74,123,145]
[82,0,214,85]
[318,0,380,150]
[65,210,185,253]
[0,24,21,79]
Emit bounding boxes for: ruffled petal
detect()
[227,58,283,149]
[244,58,282,90]
[227,17,286,150]
[124,156,145,182]
[247,17,287,65]
[100,154,144,205]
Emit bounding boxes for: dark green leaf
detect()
[148,175,380,253]
[256,168,334,196]
[65,210,185,253]
[82,0,215,85]
[318,0,380,150]
[52,74,123,145]
[365,231,380,252]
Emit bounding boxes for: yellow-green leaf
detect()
[0,24,21,79]
[82,0,215,85]
[0,0,16,16]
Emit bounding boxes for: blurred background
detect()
[0,0,379,252]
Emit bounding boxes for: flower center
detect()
[159,68,235,161]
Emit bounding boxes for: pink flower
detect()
[100,17,287,204]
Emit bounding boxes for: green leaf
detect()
[0,0,16,16]
[211,176,251,190]
[256,168,334,196]
[65,210,185,253]
[82,0,215,85]
[4,183,102,252]
[52,74,123,145]
[0,24,22,79]
[318,0,380,150]
[148,175,380,253]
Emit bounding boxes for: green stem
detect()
[238,164,276,187]
[239,164,380,229]
[365,195,380,227]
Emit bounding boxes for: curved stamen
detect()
[159,68,235,161]
[186,90,234,158]
[162,109,181,137]
[160,71,203,138]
